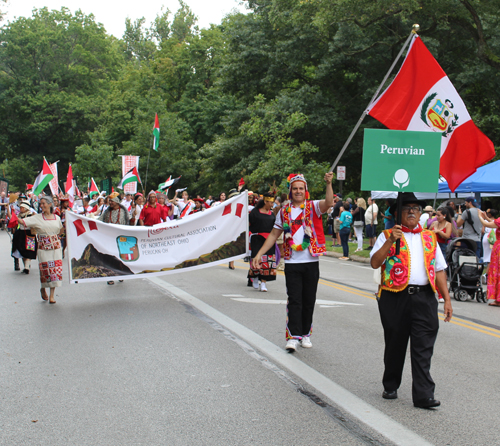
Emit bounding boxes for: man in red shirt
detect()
[138,191,166,226]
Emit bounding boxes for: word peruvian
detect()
[380,144,425,156]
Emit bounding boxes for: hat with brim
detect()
[19,200,31,209]
[9,193,19,204]
[227,188,239,199]
[389,193,427,216]
[423,205,434,213]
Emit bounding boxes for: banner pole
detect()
[328,26,418,173]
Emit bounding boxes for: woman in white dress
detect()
[19,196,63,304]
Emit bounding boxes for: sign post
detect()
[361,129,441,253]
[337,166,345,196]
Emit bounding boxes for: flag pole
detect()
[328,25,419,173]
[144,138,153,193]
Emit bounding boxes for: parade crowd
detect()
[2,174,500,410]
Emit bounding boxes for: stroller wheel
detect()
[477,288,487,303]
[454,288,469,302]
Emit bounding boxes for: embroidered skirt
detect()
[37,236,63,288]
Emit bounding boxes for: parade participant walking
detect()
[157,193,174,220]
[18,196,64,304]
[130,193,144,225]
[370,193,452,408]
[478,210,500,306]
[338,201,353,260]
[253,172,334,352]
[0,191,8,230]
[98,193,130,225]
[138,191,164,226]
[249,193,277,292]
[11,200,38,274]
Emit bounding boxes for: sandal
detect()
[49,299,56,304]
[107,281,115,285]
[41,290,48,301]
[488,301,500,306]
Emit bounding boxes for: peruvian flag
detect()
[66,164,75,207]
[89,178,100,198]
[153,113,160,151]
[118,166,141,190]
[33,159,54,195]
[367,35,495,192]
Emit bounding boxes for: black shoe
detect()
[382,390,398,400]
[414,398,440,409]
[23,269,29,274]
[365,246,373,251]
[14,259,20,271]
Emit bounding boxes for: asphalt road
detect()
[1,230,499,446]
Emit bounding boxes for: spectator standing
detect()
[456,197,483,259]
[339,202,353,260]
[384,199,395,229]
[365,197,379,250]
[351,198,366,252]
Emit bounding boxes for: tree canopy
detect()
[0,0,498,195]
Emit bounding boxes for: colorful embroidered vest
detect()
[379,229,438,294]
[282,202,326,260]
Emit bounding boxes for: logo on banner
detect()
[420,93,459,137]
[116,236,140,262]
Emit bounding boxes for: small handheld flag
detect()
[33,159,54,196]
[118,167,142,190]
[153,114,160,151]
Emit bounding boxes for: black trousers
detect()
[284,262,319,339]
[378,285,439,402]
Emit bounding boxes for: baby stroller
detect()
[446,238,486,302]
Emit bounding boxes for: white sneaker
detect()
[301,337,312,348]
[438,297,444,303]
[286,339,299,352]
[260,282,267,292]
[252,278,259,289]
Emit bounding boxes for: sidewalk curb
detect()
[324,250,371,264]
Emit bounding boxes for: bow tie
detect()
[401,224,423,234]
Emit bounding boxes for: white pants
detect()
[354,225,364,250]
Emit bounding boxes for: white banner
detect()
[66,193,249,284]
[49,162,59,195]
[121,156,140,194]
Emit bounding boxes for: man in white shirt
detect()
[253,171,334,352]
[370,192,452,409]
[365,196,379,250]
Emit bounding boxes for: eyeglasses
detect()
[401,205,422,213]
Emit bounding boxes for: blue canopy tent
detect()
[438,160,500,194]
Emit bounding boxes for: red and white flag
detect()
[367,35,494,192]
[66,164,75,207]
[49,162,59,196]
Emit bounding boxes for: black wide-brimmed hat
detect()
[389,192,427,215]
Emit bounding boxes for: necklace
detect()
[283,202,311,251]
[110,208,121,224]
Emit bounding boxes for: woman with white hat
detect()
[11,199,38,274]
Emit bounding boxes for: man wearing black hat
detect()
[370,192,453,409]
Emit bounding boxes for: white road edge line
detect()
[148,277,434,446]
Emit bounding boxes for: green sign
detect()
[361,129,441,193]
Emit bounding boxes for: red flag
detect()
[66,165,75,207]
[8,211,18,228]
[367,35,495,192]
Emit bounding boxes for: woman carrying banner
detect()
[248,193,277,292]
[18,196,64,304]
